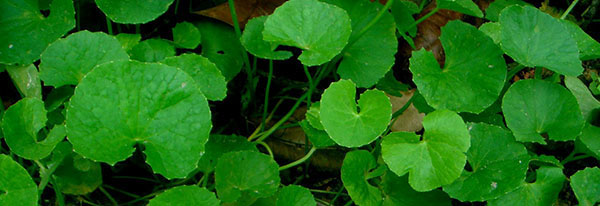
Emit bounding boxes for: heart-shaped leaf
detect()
[241,16,292,60]
[488,167,565,206]
[148,186,220,206]
[95,0,174,24]
[0,155,38,206]
[570,167,600,206]
[161,54,228,101]
[341,150,383,206]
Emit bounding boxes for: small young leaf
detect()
[95,0,175,24]
[6,64,42,99]
[502,79,585,144]
[215,151,280,203]
[381,110,470,192]
[45,86,75,112]
[305,102,324,130]
[2,98,65,160]
[488,167,565,206]
[299,120,336,148]
[115,33,142,52]
[53,149,102,195]
[66,60,211,179]
[479,22,501,44]
[148,186,220,206]
[320,80,392,147]
[570,167,600,206]
[197,135,257,173]
[341,150,383,206]
[40,31,129,87]
[129,38,175,62]
[391,0,419,36]
[564,76,600,122]
[0,0,75,65]
[241,16,292,60]
[443,123,529,201]
[485,0,528,21]
[276,185,317,206]
[325,0,398,87]
[0,155,38,206]
[409,21,506,114]
[437,0,483,17]
[499,5,582,76]
[381,171,451,206]
[376,70,410,97]
[172,22,202,49]
[561,20,600,61]
[195,21,245,80]
[161,54,228,101]
[262,0,352,66]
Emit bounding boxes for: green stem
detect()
[303,65,314,107]
[174,0,180,15]
[257,141,274,158]
[255,92,310,142]
[103,184,141,199]
[35,160,60,193]
[365,165,387,180]
[262,60,274,132]
[329,186,346,206]
[279,147,317,171]
[561,0,580,19]
[343,200,354,206]
[347,0,395,48]
[561,152,591,165]
[406,8,439,31]
[135,25,141,34]
[105,17,113,35]
[98,186,118,206]
[227,0,254,93]
[50,178,65,206]
[76,0,81,31]
[113,176,161,184]
[391,94,415,120]
[309,189,350,195]
[419,0,429,11]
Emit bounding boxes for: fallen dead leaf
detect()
[388,89,425,132]
[194,0,287,29]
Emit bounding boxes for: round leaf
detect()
[341,150,383,206]
[39,31,129,87]
[320,80,392,147]
[409,20,506,113]
[95,0,174,24]
[488,167,565,206]
[501,79,585,144]
[129,38,175,62]
[241,16,292,60]
[53,152,102,195]
[2,98,65,160]
[161,54,228,101]
[570,167,600,206]
[262,0,352,66]
[443,123,529,201]
[195,21,244,80]
[276,185,317,206]
[66,60,212,179]
[148,186,220,206]
[0,0,75,65]
[325,0,398,87]
[499,5,583,76]
[381,171,451,206]
[197,135,258,173]
[437,0,483,17]
[381,110,470,192]
[172,22,201,49]
[0,155,38,206]
[215,151,280,202]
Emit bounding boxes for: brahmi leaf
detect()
[409,21,506,114]
[488,167,565,206]
[115,33,142,52]
[195,21,244,80]
[299,120,336,148]
[382,171,451,206]
[564,76,600,121]
[241,16,292,60]
[52,143,102,195]
[437,0,483,17]
[443,123,529,201]
[263,0,351,66]
[1,98,65,160]
[276,185,317,206]
[561,20,600,61]
[148,186,220,206]
[161,54,228,101]
[6,64,42,99]
[39,31,129,87]
[95,0,174,24]
[197,135,257,173]
[485,0,528,21]
[0,155,38,206]
[305,102,324,130]
[570,167,600,206]
[172,22,202,49]
[341,150,382,206]
[578,125,600,159]
[382,110,470,192]
[499,5,583,76]
[324,0,398,87]
[320,80,392,147]
[215,151,280,203]
[66,60,211,179]
[129,38,175,62]
[479,22,501,44]
[0,0,75,65]
[502,79,585,144]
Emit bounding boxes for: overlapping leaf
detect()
[6,64,42,99]
[115,33,142,52]
[299,120,336,148]
[488,167,565,206]
[161,54,228,101]
[197,135,257,173]
[570,167,600,206]
[148,186,220,206]
[95,0,174,24]
[241,16,292,60]
[172,22,202,49]
[437,0,483,17]
[381,171,451,206]
[561,20,600,61]
[276,185,316,206]
[341,150,382,206]
[195,21,245,80]
[52,143,102,195]
[129,38,175,62]
[0,155,38,206]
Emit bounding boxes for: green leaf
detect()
[578,125,600,159]
[0,155,38,206]
[561,20,600,61]
[409,21,506,114]
[172,22,201,49]
[485,0,528,21]
[501,79,585,144]
[479,22,501,44]
[299,120,336,148]
[161,54,228,101]
[570,167,600,206]
[39,31,129,87]
[262,0,352,66]
[148,186,220,206]
[53,144,102,195]
[95,0,174,24]
[412,91,435,114]
[45,86,74,112]
[241,16,292,60]
[391,0,418,36]
[499,5,582,76]
[0,0,75,65]
[195,21,244,80]
[381,171,451,206]
[129,38,175,62]
[437,0,483,17]
[6,64,42,99]
[324,0,398,87]
[376,70,409,97]
[215,151,280,203]
[115,33,142,52]
[530,155,563,169]
[564,76,600,122]
[381,110,470,192]
[276,185,317,206]
[2,98,65,160]
[341,150,383,206]
[443,123,529,201]
[197,135,257,173]
[305,102,324,130]
[66,60,212,179]
[320,80,392,147]
[488,167,565,206]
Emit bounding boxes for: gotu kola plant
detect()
[1,0,600,205]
